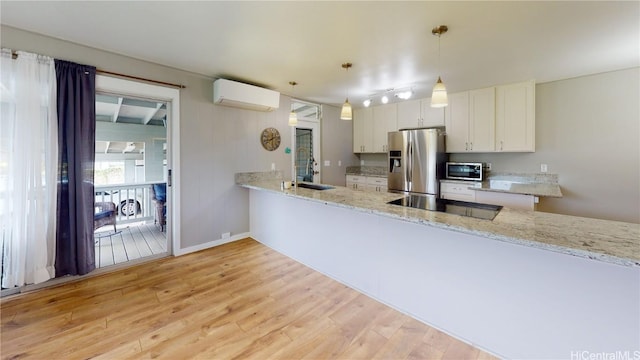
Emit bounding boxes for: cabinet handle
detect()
[500,140,503,151]
[470,142,473,150]
[465,142,468,151]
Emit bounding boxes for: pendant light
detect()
[288,81,298,126]
[431,25,448,108]
[340,63,353,120]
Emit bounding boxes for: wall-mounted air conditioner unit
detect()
[213,78,280,112]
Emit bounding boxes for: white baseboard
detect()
[174,232,250,256]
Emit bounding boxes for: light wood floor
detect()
[1,238,497,360]
[95,223,167,268]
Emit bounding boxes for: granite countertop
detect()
[236,172,639,268]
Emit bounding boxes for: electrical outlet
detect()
[271,163,276,171]
[221,232,231,239]
[324,160,330,167]
[486,163,492,171]
[360,159,365,165]
[338,160,342,167]
[541,164,548,173]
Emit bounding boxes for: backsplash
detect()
[346,166,387,177]
[488,172,558,184]
[235,171,283,184]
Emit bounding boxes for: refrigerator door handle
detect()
[407,140,413,190]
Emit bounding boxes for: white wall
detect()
[1,25,357,251]
[321,105,360,186]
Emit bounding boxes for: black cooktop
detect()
[387,194,502,220]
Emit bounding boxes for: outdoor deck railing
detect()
[95,182,164,225]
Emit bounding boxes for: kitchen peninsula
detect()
[236,171,639,359]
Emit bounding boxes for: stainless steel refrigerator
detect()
[388,128,446,196]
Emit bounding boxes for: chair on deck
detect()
[150,183,167,232]
[94,202,117,232]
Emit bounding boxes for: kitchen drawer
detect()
[366,177,388,192]
[440,182,477,202]
[366,177,388,186]
[346,175,367,184]
[347,175,387,192]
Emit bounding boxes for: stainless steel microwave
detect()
[446,162,484,181]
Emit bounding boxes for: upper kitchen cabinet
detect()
[397,98,445,130]
[353,104,396,153]
[353,107,373,153]
[495,80,535,152]
[468,87,496,152]
[372,104,397,152]
[445,88,495,152]
[444,92,470,152]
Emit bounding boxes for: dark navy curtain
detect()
[55,60,96,277]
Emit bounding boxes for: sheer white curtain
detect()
[0,49,58,288]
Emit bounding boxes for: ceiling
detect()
[95,94,166,155]
[1,1,638,108]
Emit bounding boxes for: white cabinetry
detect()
[445,87,495,152]
[440,180,537,211]
[444,92,470,153]
[366,177,388,192]
[495,80,535,152]
[397,98,445,130]
[353,108,373,153]
[468,87,496,152]
[445,81,535,153]
[346,175,368,191]
[372,104,397,153]
[440,181,478,202]
[475,191,536,211]
[346,175,387,192]
[354,105,396,153]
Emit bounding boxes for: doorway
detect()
[291,100,321,183]
[94,93,169,268]
[95,75,181,264]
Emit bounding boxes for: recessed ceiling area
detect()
[2,1,638,108]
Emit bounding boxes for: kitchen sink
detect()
[294,182,335,190]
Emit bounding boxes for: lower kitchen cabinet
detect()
[440,180,537,211]
[475,190,537,211]
[440,181,478,202]
[365,176,388,192]
[347,175,387,192]
[346,175,367,191]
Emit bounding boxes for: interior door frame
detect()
[95,75,180,256]
[291,120,321,183]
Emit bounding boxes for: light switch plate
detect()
[541,164,548,173]
[324,160,330,166]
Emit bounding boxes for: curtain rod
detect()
[96,70,186,89]
[10,50,186,89]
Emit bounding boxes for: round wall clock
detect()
[260,127,281,151]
